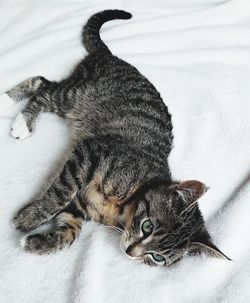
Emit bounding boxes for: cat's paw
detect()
[0,93,15,113]
[13,201,48,232]
[21,233,55,254]
[13,208,37,232]
[11,112,32,139]
[13,213,30,232]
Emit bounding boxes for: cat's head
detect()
[120,180,230,266]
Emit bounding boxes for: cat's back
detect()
[69,52,172,152]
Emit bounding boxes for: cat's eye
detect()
[151,253,165,264]
[141,219,153,235]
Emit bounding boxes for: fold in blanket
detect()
[0,0,250,302]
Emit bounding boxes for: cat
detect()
[4,9,230,266]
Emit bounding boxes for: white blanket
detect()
[1,0,250,302]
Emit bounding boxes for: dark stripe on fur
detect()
[82,9,132,53]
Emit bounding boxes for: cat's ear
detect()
[188,229,231,260]
[170,180,208,205]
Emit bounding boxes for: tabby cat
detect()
[4,10,229,266]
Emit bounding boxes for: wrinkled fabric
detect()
[0,0,250,302]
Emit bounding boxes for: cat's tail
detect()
[82,9,132,54]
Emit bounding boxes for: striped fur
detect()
[82,10,132,53]
[10,10,227,264]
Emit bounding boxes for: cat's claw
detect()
[11,113,31,139]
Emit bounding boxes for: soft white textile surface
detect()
[1,0,250,302]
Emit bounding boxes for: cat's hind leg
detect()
[0,76,47,114]
[5,76,56,139]
[6,76,50,101]
[11,95,46,139]
[21,202,85,254]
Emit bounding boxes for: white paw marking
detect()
[11,112,31,139]
[0,93,15,113]
[20,235,27,248]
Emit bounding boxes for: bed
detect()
[0,0,250,302]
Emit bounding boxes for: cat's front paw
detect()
[11,112,32,139]
[13,207,39,232]
[21,233,55,254]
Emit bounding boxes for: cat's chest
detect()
[82,174,137,226]
[84,185,119,225]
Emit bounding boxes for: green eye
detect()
[141,219,153,235]
[151,253,165,263]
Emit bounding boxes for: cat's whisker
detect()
[106,212,130,237]
[180,200,198,215]
[114,227,124,233]
[115,217,130,236]
[103,225,123,235]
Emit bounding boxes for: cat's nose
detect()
[126,245,132,256]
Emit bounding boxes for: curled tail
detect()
[82,9,132,54]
